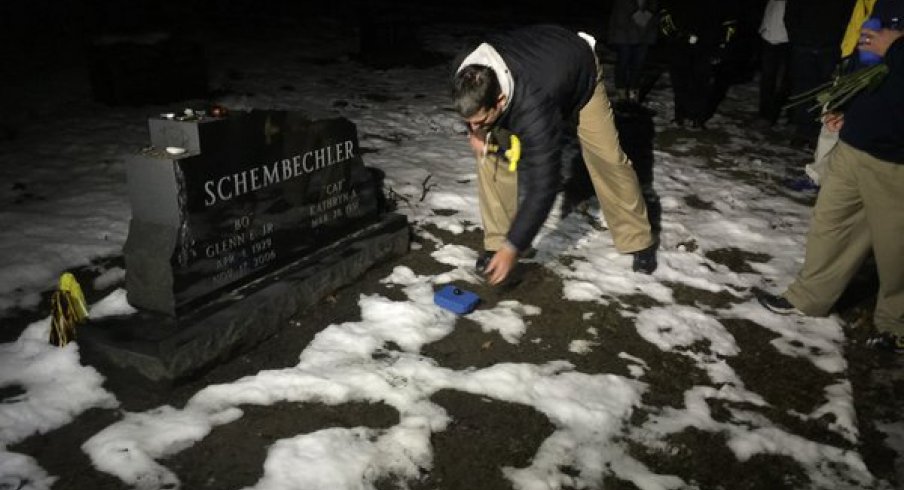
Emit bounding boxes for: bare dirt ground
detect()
[6,211,903,490]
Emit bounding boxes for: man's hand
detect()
[468,130,487,157]
[822,112,844,133]
[484,245,518,285]
[860,28,904,58]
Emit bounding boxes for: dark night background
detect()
[5,2,903,490]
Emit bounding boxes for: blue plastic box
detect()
[434,285,480,314]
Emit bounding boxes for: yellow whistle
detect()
[486,133,521,172]
[505,134,521,172]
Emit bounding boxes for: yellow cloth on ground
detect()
[49,272,89,346]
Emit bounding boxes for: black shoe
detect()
[756,292,800,315]
[475,250,495,274]
[632,246,657,274]
[865,332,904,353]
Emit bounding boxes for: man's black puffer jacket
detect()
[484,25,598,251]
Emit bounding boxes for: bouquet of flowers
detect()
[784,62,889,113]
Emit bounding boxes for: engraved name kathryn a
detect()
[202,140,355,206]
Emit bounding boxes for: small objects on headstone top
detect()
[176,108,199,121]
[209,105,228,118]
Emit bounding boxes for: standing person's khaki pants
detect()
[477,81,653,254]
[785,141,904,335]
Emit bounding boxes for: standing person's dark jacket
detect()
[608,0,660,45]
[784,0,856,49]
[480,25,598,251]
[660,0,730,48]
[841,37,904,163]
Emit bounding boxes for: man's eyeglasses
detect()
[466,109,495,131]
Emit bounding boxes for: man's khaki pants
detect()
[477,81,653,254]
[785,141,904,335]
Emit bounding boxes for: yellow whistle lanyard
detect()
[482,132,521,177]
[505,134,521,172]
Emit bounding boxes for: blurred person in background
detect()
[607,0,659,104]
[659,0,738,128]
[757,0,791,127]
[451,25,658,286]
[784,0,856,148]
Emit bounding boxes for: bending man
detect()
[452,25,657,285]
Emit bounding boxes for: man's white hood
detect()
[456,33,596,115]
[456,43,514,113]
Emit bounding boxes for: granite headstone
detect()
[124,110,385,315]
[80,110,409,381]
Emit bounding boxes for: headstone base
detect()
[79,213,408,382]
